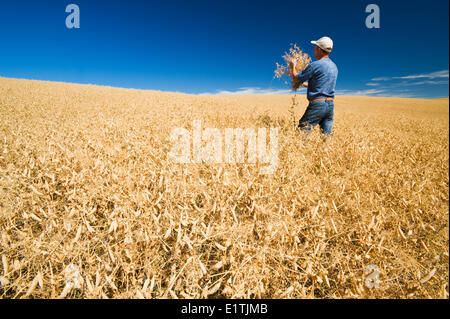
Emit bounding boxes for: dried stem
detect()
[274,44,311,130]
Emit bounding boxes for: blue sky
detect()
[0,0,448,98]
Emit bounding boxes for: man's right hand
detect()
[289,59,296,70]
[289,59,298,77]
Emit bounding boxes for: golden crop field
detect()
[0,77,448,299]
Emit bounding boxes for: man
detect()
[290,36,338,135]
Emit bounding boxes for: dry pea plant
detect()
[0,77,448,299]
[274,44,312,129]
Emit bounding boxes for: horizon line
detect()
[1,75,448,100]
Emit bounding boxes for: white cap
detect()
[311,37,333,53]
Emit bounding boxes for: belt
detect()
[311,97,334,102]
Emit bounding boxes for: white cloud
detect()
[198,87,304,96]
[337,89,416,98]
[366,82,380,86]
[371,77,391,81]
[378,92,417,98]
[398,80,449,86]
[335,89,385,96]
[372,70,449,81]
[393,70,449,80]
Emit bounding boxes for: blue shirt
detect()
[297,58,338,101]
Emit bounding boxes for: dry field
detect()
[0,77,448,299]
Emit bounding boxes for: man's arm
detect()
[293,80,308,90]
[290,59,312,89]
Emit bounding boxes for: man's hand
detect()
[289,59,308,90]
[289,59,298,77]
[293,81,308,91]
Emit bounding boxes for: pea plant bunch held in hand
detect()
[274,44,311,90]
[274,44,311,129]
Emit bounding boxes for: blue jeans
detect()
[298,100,334,135]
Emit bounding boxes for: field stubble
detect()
[0,77,448,298]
